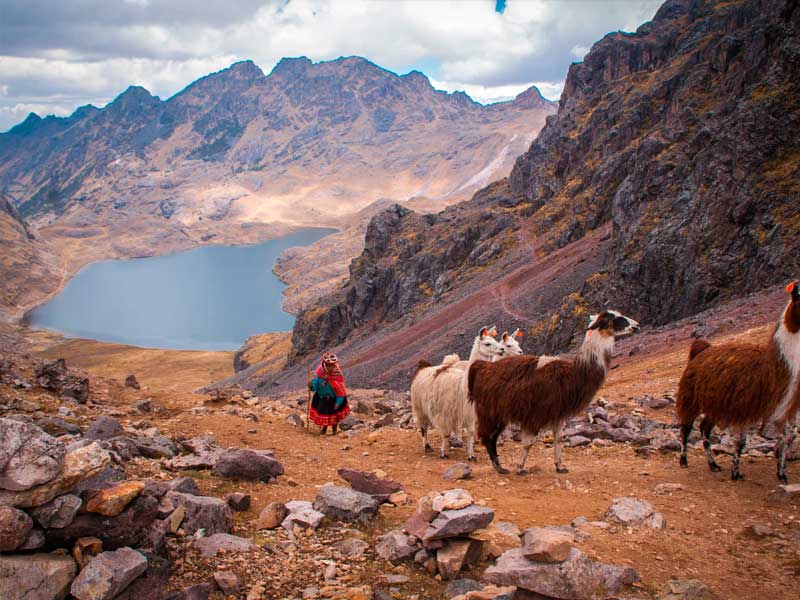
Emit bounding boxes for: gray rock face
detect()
[212,448,284,481]
[604,497,666,529]
[485,547,640,599]
[70,547,148,600]
[0,418,66,491]
[281,500,324,531]
[0,506,33,551]
[165,491,232,535]
[313,485,380,524]
[375,529,420,562]
[85,417,123,441]
[423,506,495,542]
[194,533,257,558]
[0,553,77,600]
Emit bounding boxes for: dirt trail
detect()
[40,315,800,600]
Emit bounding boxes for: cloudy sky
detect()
[0,0,663,131]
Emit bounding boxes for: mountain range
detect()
[0,56,555,316]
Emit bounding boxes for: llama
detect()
[411,327,504,459]
[497,329,524,359]
[677,281,800,482]
[468,310,640,475]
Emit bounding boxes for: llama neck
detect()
[771,302,800,421]
[576,330,614,377]
[467,338,484,364]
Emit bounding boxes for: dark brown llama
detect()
[677,281,800,482]
[468,310,640,475]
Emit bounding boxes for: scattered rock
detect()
[445,578,483,599]
[35,417,81,437]
[164,492,232,535]
[0,418,66,491]
[337,468,402,502]
[212,448,284,481]
[0,553,77,600]
[0,506,33,551]
[443,463,472,481]
[19,527,45,550]
[375,530,420,562]
[521,527,574,563]
[174,583,212,600]
[282,500,324,531]
[437,538,483,579]
[285,413,304,427]
[485,547,640,599]
[34,359,89,403]
[130,435,177,459]
[70,547,148,600]
[314,485,380,524]
[604,497,666,529]
[331,538,369,558]
[432,489,474,512]
[568,435,592,447]
[469,522,522,559]
[214,571,240,595]
[194,533,257,558]
[767,483,800,503]
[423,505,494,542]
[257,502,288,530]
[114,554,170,600]
[73,536,104,569]
[132,399,151,413]
[125,374,141,390]
[658,579,719,600]
[167,476,201,495]
[84,481,145,516]
[225,492,251,511]
[85,417,123,441]
[655,483,686,495]
[744,524,776,539]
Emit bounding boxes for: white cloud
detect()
[430,78,564,104]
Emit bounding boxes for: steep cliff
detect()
[284,0,800,383]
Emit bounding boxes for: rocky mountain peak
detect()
[511,85,552,109]
[7,113,42,135]
[269,56,314,79]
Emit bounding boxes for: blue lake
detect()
[28,228,335,351]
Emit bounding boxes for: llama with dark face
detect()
[468,310,640,475]
[677,282,800,482]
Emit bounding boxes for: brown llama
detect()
[677,281,800,482]
[468,310,640,475]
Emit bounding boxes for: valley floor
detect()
[12,319,798,600]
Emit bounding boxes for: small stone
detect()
[423,505,494,542]
[436,538,482,579]
[165,492,232,535]
[375,530,420,562]
[125,374,141,390]
[225,492,251,511]
[432,489,474,512]
[256,502,288,530]
[658,579,720,600]
[0,506,34,551]
[655,483,686,495]
[443,463,472,481]
[604,497,666,529]
[469,522,522,559]
[214,571,240,595]
[73,537,104,569]
[282,500,324,530]
[568,435,592,447]
[337,468,403,502]
[521,527,574,563]
[212,448,284,481]
[133,399,151,413]
[767,483,800,503]
[444,578,483,598]
[332,538,369,558]
[194,533,257,558]
[0,418,66,491]
[388,491,408,505]
[313,485,380,524]
[85,416,123,441]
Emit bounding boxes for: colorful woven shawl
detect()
[315,359,347,398]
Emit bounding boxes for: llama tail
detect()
[412,360,432,382]
[688,339,711,360]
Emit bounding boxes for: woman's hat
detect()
[322,352,338,364]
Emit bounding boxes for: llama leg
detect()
[466,430,476,462]
[730,432,747,481]
[487,424,509,475]
[421,427,433,454]
[776,422,793,483]
[679,422,693,468]
[700,417,721,472]
[553,421,568,473]
[440,433,449,460]
[516,431,535,475]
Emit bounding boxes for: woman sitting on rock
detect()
[309,352,350,435]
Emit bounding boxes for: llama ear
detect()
[502,332,509,341]
[514,329,523,338]
[587,314,600,329]
[480,327,489,338]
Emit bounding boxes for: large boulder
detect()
[423,506,495,543]
[0,442,110,508]
[165,492,232,535]
[0,418,66,491]
[313,485,380,524]
[35,359,89,403]
[0,553,77,600]
[484,547,640,599]
[212,448,283,481]
[0,506,33,551]
[70,547,148,600]
[337,468,403,502]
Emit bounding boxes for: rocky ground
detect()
[1,318,799,600]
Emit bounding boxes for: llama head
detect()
[473,326,505,360]
[784,281,800,333]
[587,310,640,337]
[500,329,524,356]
